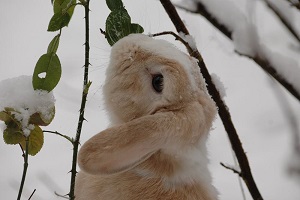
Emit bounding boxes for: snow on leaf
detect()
[29,106,55,126]
[0,76,56,138]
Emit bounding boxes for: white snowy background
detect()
[1,0,300,199]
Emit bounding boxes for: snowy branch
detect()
[159,0,263,200]
[264,0,300,43]
[285,0,300,10]
[175,0,300,102]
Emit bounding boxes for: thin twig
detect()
[150,31,195,55]
[17,138,29,200]
[43,130,74,144]
[159,1,263,199]
[175,1,300,102]
[28,189,36,200]
[264,0,300,43]
[231,150,247,200]
[220,162,242,177]
[55,191,70,199]
[68,0,91,199]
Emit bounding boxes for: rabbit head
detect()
[103,34,209,124]
[78,34,217,179]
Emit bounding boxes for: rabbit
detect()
[75,34,218,200]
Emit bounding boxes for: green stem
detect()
[68,0,90,199]
[43,130,73,144]
[17,138,29,200]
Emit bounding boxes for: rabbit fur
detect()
[75,34,218,200]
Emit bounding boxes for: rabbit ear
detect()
[78,101,215,175]
[78,112,172,175]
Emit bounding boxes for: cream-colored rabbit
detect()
[75,34,218,200]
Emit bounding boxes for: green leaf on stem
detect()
[32,53,62,92]
[106,0,124,11]
[130,23,144,33]
[0,111,11,123]
[54,0,76,18]
[3,125,24,145]
[105,9,131,46]
[48,12,71,32]
[20,125,44,156]
[47,34,60,54]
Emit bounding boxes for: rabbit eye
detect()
[152,74,164,93]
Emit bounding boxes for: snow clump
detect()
[0,76,55,136]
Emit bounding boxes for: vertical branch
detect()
[159,0,263,200]
[68,0,90,199]
[17,138,29,200]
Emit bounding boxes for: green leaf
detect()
[29,107,55,126]
[54,0,76,18]
[0,111,10,123]
[47,34,60,54]
[105,9,131,46]
[130,23,144,33]
[20,125,44,156]
[32,53,62,92]
[3,122,24,145]
[106,0,123,11]
[48,12,71,32]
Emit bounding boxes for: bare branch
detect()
[159,0,263,199]
[220,162,242,177]
[43,130,74,144]
[175,1,300,102]
[55,192,69,199]
[150,31,195,54]
[28,189,36,200]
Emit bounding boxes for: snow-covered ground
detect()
[0,0,299,199]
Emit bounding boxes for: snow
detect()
[179,31,197,50]
[193,0,300,94]
[1,0,300,199]
[260,45,300,94]
[266,0,294,25]
[176,0,198,12]
[211,73,226,99]
[191,0,247,32]
[288,150,300,182]
[0,76,55,136]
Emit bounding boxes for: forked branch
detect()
[159,0,263,199]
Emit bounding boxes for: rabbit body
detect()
[75,34,218,200]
